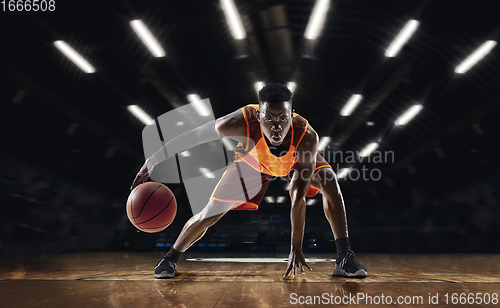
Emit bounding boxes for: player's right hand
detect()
[283,250,312,278]
[130,155,158,190]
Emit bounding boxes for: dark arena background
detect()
[1,0,500,307]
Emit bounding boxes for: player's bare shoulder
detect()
[298,123,319,152]
[215,109,247,140]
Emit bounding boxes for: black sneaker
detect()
[333,250,368,278]
[154,257,177,279]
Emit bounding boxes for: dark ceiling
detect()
[1,0,500,207]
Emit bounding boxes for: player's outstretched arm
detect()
[284,127,318,278]
[130,109,247,190]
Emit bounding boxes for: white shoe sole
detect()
[154,271,176,279]
[333,267,368,278]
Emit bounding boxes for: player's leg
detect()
[311,168,348,239]
[154,199,235,278]
[310,167,367,277]
[174,199,235,251]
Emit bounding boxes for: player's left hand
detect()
[284,250,312,278]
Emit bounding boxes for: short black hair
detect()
[258,83,292,103]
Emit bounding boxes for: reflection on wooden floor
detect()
[1,253,499,307]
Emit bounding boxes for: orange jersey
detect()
[234,104,308,177]
[210,105,332,210]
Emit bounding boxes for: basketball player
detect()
[131,84,367,278]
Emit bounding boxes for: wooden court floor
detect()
[1,252,499,307]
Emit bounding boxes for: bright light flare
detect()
[127,105,154,125]
[254,81,265,94]
[287,82,297,93]
[265,196,275,203]
[53,40,95,73]
[180,151,191,157]
[455,40,497,74]
[221,0,246,39]
[130,20,166,57]
[340,94,362,116]
[385,20,419,58]
[199,167,215,179]
[187,94,211,116]
[337,168,351,179]
[395,104,423,126]
[306,199,317,206]
[304,0,330,40]
[318,137,331,151]
[359,142,379,158]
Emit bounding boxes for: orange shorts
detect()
[210,153,331,210]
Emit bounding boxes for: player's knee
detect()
[201,216,220,228]
[317,168,337,188]
[197,200,230,227]
[193,213,220,229]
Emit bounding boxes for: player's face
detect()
[258,101,293,146]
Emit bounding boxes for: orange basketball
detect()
[126,182,177,233]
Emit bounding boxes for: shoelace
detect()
[339,251,354,268]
